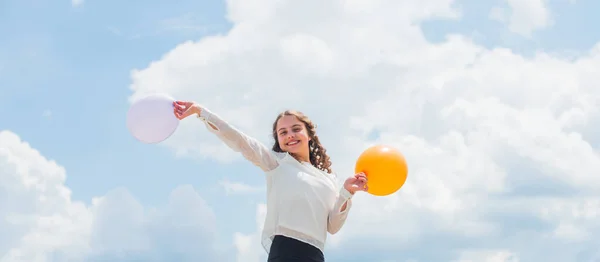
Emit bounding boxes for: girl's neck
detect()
[291,152,310,163]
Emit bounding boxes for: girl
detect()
[173,100,368,262]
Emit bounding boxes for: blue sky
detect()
[0,0,248,250]
[1,0,233,202]
[1,0,599,261]
[421,0,600,53]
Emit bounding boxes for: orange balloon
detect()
[354,145,408,196]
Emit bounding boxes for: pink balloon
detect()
[126,93,179,144]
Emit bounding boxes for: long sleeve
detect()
[197,106,280,172]
[327,187,354,234]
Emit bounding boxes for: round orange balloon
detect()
[354,145,408,196]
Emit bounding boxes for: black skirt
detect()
[267,235,325,262]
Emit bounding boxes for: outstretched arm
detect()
[192,104,280,172]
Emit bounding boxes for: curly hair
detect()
[271,110,333,174]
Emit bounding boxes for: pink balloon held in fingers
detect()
[126,93,180,144]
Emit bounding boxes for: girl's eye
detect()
[293,128,301,132]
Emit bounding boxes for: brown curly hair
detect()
[271,110,333,174]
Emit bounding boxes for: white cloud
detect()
[233,204,267,262]
[220,179,264,195]
[0,130,92,262]
[0,131,225,262]
[71,0,83,7]
[490,0,552,37]
[85,185,223,262]
[125,0,600,261]
[455,249,519,262]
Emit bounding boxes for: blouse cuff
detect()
[339,187,354,200]
[197,106,210,120]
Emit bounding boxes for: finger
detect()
[354,184,367,192]
[174,103,186,110]
[175,104,188,112]
[174,101,189,109]
[352,180,365,186]
[173,108,185,120]
[173,107,182,116]
[176,101,193,107]
[355,172,367,178]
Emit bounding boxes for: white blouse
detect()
[197,106,354,254]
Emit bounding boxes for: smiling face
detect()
[271,110,333,173]
[274,114,312,162]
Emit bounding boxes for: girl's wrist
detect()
[344,185,356,195]
[192,104,202,116]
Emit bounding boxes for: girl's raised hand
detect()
[173,100,200,120]
[343,172,368,194]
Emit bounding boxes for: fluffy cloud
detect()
[0,131,91,262]
[220,179,264,195]
[233,204,267,262]
[490,0,552,36]
[0,131,225,262]
[128,0,600,261]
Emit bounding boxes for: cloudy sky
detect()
[1,0,599,261]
